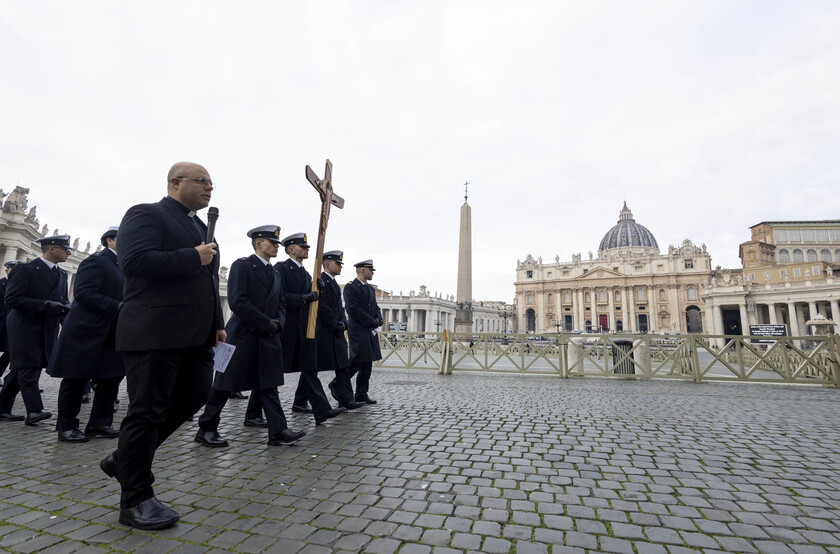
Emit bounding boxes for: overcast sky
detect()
[2,1,838,302]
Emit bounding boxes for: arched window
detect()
[526,309,536,332]
[547,294,553,305]
[598,290,606,302]
[527,294,533,305]
[687,287,696,300]
[585,292,591,302]
[779,249,790,263]
[793,249,804,262]
[637,289,645,301]
[807,249,817,262]
[821,249,831,262]
[564,292,571,303]
[659,289,666,301]
[614,290,621,302]
[585,320,592,332]
[616,320,623,331]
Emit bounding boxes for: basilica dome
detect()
[598,202,659,254]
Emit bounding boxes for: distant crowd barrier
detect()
[374,331,840,387]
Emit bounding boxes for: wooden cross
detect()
[305,159,345,338]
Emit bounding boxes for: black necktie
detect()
[52,266,59,277]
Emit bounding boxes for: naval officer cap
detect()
[248,225,282,243]
[280,232,309,248]
[323,250,344,264]
[36,235,72,250]
[100,226,119,243]
[3,260,22,268]
[354,259,375,271]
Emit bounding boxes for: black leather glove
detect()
[335,321,347,336]
[317,277,325,290]
[302,291,318,304]
[370,318,383,329]
[44,301,71,315]
[271,319,282,334]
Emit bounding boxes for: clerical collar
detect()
[289,258,303,269]
[39,257,57,269]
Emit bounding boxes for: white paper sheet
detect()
[212,342,236,373]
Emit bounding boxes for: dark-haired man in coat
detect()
[48,227,125,443]
[0,260,23,387]
[0,236,72,424]
[319,251,364,411]
[195,225,305,447]
[344,259,382,405]
[276,233,344,425]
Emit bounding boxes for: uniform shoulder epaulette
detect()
[237,256,249,262]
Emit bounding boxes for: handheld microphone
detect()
[206,207,219,244]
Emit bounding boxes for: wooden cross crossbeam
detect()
[305,159,344,338]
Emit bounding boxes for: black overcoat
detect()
[47,249,125,380]
[0,276,9,352]
[115,197,223,352]
[315,272,349,372]
[213,255,286,391]
[275,258,316,373]
[4,258,69,370]
[344,278,382,364]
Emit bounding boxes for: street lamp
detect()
[499,308,511,333]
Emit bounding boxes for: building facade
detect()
[702,220,840,344]
[515,203,713,334]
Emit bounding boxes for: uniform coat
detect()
[213,254,286,391]
[4,258,69,370]
[47,248,125,380]
[344,278,382,364]
[275,258,316,373]
[315,272,349,372]
[0,276,10,352]
[116,196,223,351]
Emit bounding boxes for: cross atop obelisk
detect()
[455,181,473,335]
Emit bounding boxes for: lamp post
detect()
[499,308,511,333]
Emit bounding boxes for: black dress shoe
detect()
[243,416,268,428]
[25,411,52,425]
[85,426,120,438]
[340,400,367,410]
[291,404,313,414]
[267,428,306,445]
[356,395,378,405]
[194,430,229,447]
[100,452,119,480]
[315,407,347,425]
[230,391,248,399]
[0,413,24,422]
[328,381,340,402]
[119,496,179,530]
[58,429,89,443]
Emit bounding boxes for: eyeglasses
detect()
[176,176,214,187]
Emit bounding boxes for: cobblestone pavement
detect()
[1,369,840,553]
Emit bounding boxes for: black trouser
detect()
[200,387,288,437]
[244,393,262,420]
[57,376,122,432]
[114,347,213,509]
[292,369,332,416]
[328,365,355,405]
[349,361,373,399]
[0,368,44,414]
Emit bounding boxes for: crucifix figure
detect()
[305,159,345,338]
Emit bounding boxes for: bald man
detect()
[100,162,225,530]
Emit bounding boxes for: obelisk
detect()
[455,182,473,335]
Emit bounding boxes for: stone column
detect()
[808,301,818,320]
[705,303,716,335]
[648,286,656,331]
[628,288,637,332]
[621,287,629,331]
[2,246,20,265]
[537,292,546,333]
[787,302,801,338]
[607,288,616,332]
[831,300,840,332]
[715,305,725,348]
[739,303,750,335]
[589,289,597,332]
[767,303,778,325]
[668,284,680,331]
[577,289,585,330]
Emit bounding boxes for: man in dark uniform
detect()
[275,233,344,424]
[195,225,305,447]
[0,236,72,423]
[0,260,23,387]
[344,260,383,405]
[319,251,365,411]
[47,226,125,443]
[99,161,225,530]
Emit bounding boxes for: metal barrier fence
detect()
[374,331,840,387]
